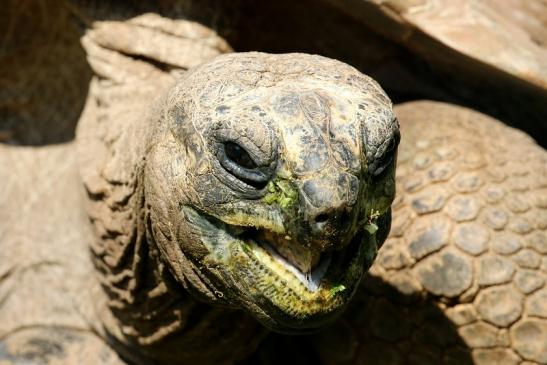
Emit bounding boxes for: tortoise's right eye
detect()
[224,142,257,170]
[218,141,269,190]
[372,155,393,177]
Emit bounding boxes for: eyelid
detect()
[370,130,399,177]
[217,143,271,189]
[214,129,272,167]
[224,141,258,169]
[372,155,393,176]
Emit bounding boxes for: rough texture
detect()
[1,14,265,365]
[320,101,547,365]
[78,15,273,365]
[77,35,398,360]
[0,144,124,364]
[3,0,546,148]
[14,8,396,365]
[2,4,547,365]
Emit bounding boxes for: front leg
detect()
[0,327,127,365]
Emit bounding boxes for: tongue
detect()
[258,230,322,273]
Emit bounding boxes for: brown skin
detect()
[79,50,398,364]
[319,102,547,365]
[3,100,544,365]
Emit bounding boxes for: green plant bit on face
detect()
[364,222,378,234]
[241,241,251,254]
[262,178,298,209]
[329,284,346,297]
[363,209,380,234]
[364,210,380,235]
[369,209,381,221]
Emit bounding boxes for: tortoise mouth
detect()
[236,227,361,292]
[183,206,378,332]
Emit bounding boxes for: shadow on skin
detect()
[240,273,473,365]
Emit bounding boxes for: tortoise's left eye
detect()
[224,142,257,169]
[372,129,400,177]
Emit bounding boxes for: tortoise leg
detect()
[0,327,127,365]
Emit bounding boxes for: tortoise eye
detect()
[372,150,394,177]
[224,142,257,169]
[372,129,400,177]
[219,141,269,190]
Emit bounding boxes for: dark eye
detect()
[372,152,393,177]
[372,130,400,177]
[218,141,269,190]
[224,142,257,169]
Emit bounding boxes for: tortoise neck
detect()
[90,175,266,365]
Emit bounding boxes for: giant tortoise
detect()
[1,5,546,365]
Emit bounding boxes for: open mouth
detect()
[236,227,361,292]
[183,205,376,329]
[190,206,370,295]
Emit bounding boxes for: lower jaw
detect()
[185,206,376,331]
[227,230,373,333]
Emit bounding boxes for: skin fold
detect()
[144,53,399,331]
[76,49,399,363]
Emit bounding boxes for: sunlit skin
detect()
[144,53,399,332]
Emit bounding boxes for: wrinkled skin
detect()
[3,5,546,365]
[144,53,399,332]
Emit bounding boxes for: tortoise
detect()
[1,8,546,365]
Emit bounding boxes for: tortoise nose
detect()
[313,212,330,230]
[298,172,358,250]
[310,208,350,233]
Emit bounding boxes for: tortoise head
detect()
[144,53,399,333]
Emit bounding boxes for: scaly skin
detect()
[145,52,397,328]
[78,48,398,362]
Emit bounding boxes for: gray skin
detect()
[144,52,398,328]
[1,14,398,360]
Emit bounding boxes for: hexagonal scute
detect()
[510,319,547,363]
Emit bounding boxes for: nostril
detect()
[315,213,330,224]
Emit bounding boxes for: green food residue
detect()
[262,178,298,209]
[363,209,380,234]
[329,284,346,297]
[241,241,251,254]
[364,222,378,234]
